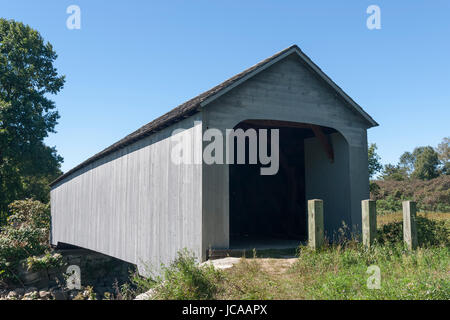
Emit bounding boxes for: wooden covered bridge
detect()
[50,45,378,273]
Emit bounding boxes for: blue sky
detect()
[1,1,449,172]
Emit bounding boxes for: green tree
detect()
[399,145,443,180]
[399,151,415,176]
[0,19,64,223]
[380,164,407,181]
[411,146,440,180]
[436,137,450,175]
[368,143,382,178]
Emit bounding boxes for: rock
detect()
[7,291,18,299]
[39,290,51,299]
[23,291,38,300]
[52,289,67,300]
[13,288,25,297]
[200,257,241,270]
[25,287,38,294]
[21,271,41,284]
[134,288,156,300]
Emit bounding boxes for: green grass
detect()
[214,243,449,300]
[122,249,222,300]
[130,214,449,300]
[291,244,449,299]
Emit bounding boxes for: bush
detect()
[26,252,63,271]
[130,249,222,300]
[376,196,403,214]
[371,176,450,213]
[7,199,51,231]
[377,216,449,247]
[0,199,51,283]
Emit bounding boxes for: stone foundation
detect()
[1,248,136,299]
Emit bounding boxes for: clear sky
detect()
[1,1,449,172]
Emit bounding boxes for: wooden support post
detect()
[402,201,418,250]
[362,200,377,247]
[308,199,324,250]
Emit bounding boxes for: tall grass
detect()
[217,215,449,300]
[124,249,222,300]
[290,243,449,300]
[129,216,449,300]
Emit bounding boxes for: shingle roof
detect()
[50,44,377,186]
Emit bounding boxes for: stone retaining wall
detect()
[2,248,136,299]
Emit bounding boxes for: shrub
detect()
[371,176,450,213]
[0,199,51,283]
[130,249,222,300]
[376,196,403,214]
[377,216,449,247]
[7,199,51,231]
[26,252,63,271]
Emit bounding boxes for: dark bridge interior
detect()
[229,120,336,249]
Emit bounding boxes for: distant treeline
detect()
[369,137,450,213]
[371,175,450,213]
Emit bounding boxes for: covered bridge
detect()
[50,45,378,273]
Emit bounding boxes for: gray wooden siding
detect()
[51,115,203,273]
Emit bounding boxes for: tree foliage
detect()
[371,175,450,212]
[382,140,447,182]
[437,137,450,175]
[368,143,382,178]
[380,164,407,181]
[0,19,64,222]
[399,151,415,175]
[411,146,440,180]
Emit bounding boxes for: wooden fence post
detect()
[308,199,324,250]
[362,200,377,247]
[402,201,418,250]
